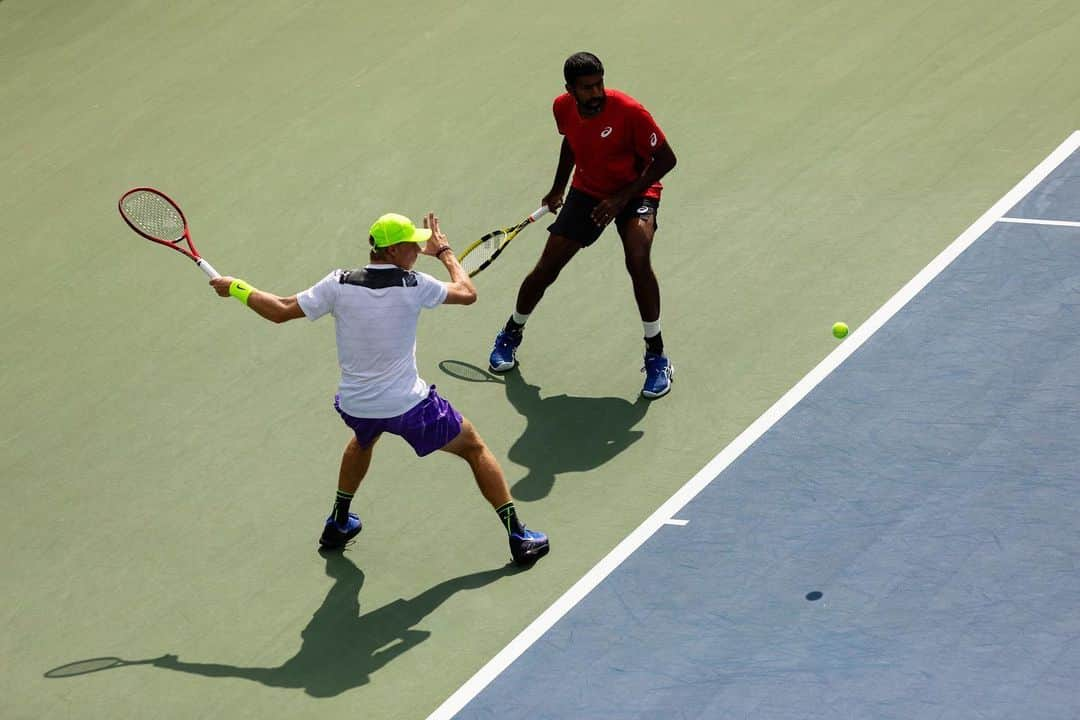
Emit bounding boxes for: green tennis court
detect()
[3,1,1079,718]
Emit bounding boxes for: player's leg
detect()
[489,234,580,372]
[440,417,550,565]
[619,214,661,328]
[440,418,510,506]
[617,199,673,398]
[489,188,605,373]
[390,386,549,564]
[513,233,583,318]
[319,435,375,548]
[338,434,376,496]
[321,397,383,548]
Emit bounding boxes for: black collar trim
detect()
[339,267,418,289]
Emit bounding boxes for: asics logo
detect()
[600,126,613,138]
[650,132,658,147]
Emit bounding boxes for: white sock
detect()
[643,319,661,338]
[512,311,531,326]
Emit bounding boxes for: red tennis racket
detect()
[118,187,220,278]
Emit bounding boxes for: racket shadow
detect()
[502,364,650,501]
[45,552,521,697]
[44,655,167,678]
[438,359,506,385]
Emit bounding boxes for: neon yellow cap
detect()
[369,213,432,248]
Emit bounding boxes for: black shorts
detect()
[547,188,660,247]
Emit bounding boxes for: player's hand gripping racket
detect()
[118,188,220,278]
[459,206,551,277]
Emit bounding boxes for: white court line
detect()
[664,519,689,527]
[426,130,1080,720]
[999,217,1080,228]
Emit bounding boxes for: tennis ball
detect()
[832,322,849,339]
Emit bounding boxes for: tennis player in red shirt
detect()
[488,52,678,398]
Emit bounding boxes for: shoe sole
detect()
[488,360,517,373]
[642,364,675,399]
[318,537,358,549]
[512,542,550,565]
[318,523,362,549]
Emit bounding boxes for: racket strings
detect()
[461,230,505,274]
[121,191,185,242]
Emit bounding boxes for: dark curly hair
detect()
[563,52,604,84]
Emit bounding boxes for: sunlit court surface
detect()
[3,2,1080,719]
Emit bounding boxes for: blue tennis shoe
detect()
[489,328,523,373]
[641,352,674,399]
[509,526,549,565]
[319,513,362,549]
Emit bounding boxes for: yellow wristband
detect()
[228,279,255,305]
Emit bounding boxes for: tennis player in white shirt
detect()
[209,212,549,566]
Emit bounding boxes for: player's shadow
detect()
[46,551,520,697]
[503,364,649,501]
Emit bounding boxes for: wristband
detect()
[435,245,453,258]
[228,279,256,305]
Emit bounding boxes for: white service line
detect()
[425,130,1080,720]
[999,217,1080,228]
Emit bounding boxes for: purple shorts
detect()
[334,386,463,457]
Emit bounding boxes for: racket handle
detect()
[197,258,221,279]
[529,206,551,222]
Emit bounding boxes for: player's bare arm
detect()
[209,277,306,323]
[422,212,477,306]
[591,141,678,226]
[543,137,576,213]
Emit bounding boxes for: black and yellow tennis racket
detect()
[460,207,551,277]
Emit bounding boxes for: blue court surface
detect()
[432,133,1080,719]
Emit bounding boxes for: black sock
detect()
[333,490,354,525]
[645,332,664,355]
[504,316,525,335]
[496,502,525,536]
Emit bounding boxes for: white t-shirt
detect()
[296,264,448,418]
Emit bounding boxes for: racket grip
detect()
[529,206,551,222]
[197,259,221,279]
